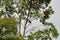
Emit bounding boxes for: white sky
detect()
[48,0,60,40]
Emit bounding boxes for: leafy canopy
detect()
[0,0,59,40]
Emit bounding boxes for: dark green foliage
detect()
[42,22,59,38]
[28,35,34,40]
[28,30,52,40]
[0,10,5,17]
[44,6,54,19]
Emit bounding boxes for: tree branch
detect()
[23,10,30,38]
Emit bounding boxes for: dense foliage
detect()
[0,0,58,40]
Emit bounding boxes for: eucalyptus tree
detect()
[0,0,59,40]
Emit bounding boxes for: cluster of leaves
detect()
[42,6,54,23]
[0,18,18,40]
[0,35,23,40]
[28,30,51,40]
[20,0,51,9]
[28,22,59,40]
[43,22,59,38]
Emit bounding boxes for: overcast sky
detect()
[49,0,60,40]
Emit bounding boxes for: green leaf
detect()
[51,26,59,38]
[34,30,41,37]
[33,30,42,40]
[44,29,50,35]
[28,35,34,40]
[33,9,41,19]
[0,10,5,17]
[4,0,13,6]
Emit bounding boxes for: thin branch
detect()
[19,14,22,35]
[23,10,30,37]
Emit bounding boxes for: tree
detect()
[0,0,59,40]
